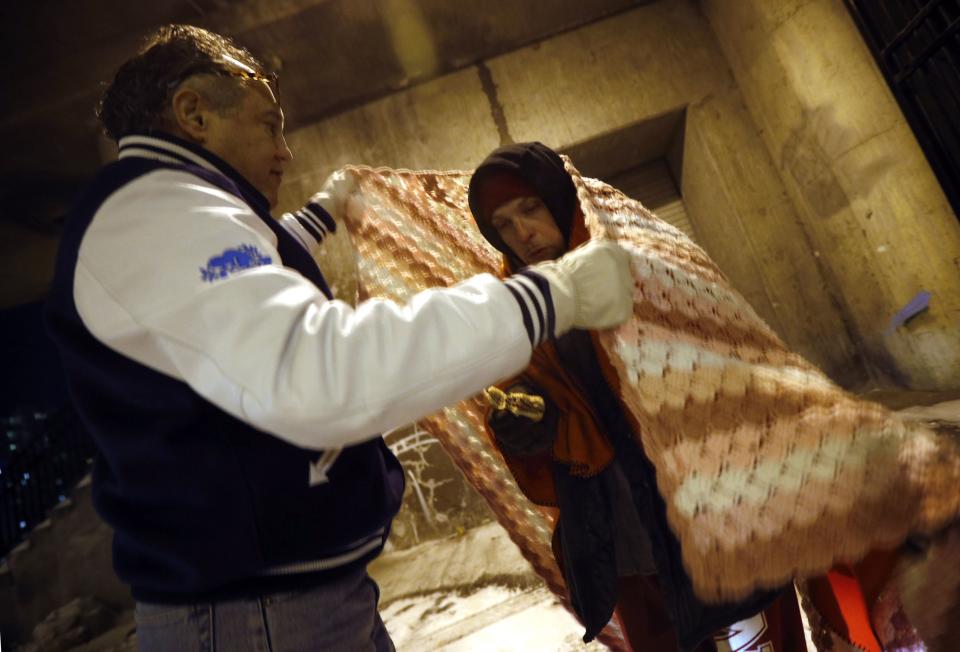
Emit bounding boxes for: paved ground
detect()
[369,521,608,651]
[369,399,960,651]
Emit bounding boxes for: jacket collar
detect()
[117,131,271,214]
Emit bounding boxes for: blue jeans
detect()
[135,568,394,651]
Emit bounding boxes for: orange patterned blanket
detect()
[320,158,960,650]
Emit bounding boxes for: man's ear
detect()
[170,87,208,142]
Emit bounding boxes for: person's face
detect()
[490,196,566,264]
[202,82,292,208]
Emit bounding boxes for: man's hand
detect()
[531,239,633,336]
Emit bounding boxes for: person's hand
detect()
[309,170,358,224]
[531,239,633,335]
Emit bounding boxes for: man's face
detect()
[490,196,566,264]
[202,82,292,208]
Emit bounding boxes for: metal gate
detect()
[844,0,960,219]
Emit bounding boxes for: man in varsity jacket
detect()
[43,25,633,651]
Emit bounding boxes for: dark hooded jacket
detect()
[469,142,777,650]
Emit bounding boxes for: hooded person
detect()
[467,142,808,652]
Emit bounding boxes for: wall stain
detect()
[780,105,895,220]
[476,61,514,147]
[780,106,849,218]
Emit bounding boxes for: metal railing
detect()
[845,0,960,220]
[0,406,95,560]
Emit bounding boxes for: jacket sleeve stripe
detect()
[512,275,546,343]
[305,203,337,234]
[503,282,537,347]
[514,270,555,340]
[297,208,327,237]
[294,210,325,242]
[278,214,315,251]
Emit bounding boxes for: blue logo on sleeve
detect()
[200,244,273,282]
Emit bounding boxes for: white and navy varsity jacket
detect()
[44,131,555,602]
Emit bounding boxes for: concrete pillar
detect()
[683,84,864,384]
[702,0,960,390]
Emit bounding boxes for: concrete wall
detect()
[278,0,859,382]
[701,0,960,390]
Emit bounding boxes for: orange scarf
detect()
[487,209,618,505]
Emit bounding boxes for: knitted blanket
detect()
[319,159,960,650]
